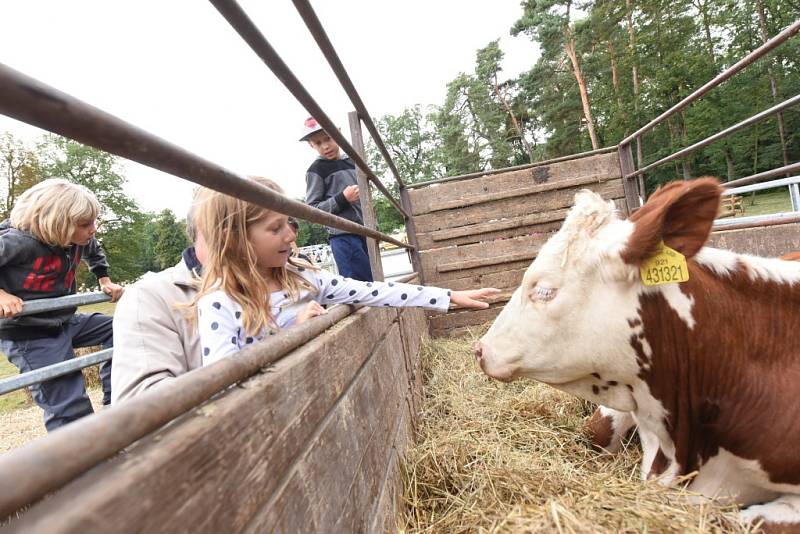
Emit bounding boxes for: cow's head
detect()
[476,177,722,411]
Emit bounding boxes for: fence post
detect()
[618,142,641,212]
[348,111,384,281]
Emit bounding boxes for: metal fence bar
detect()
[626,93,800,179]
[620,19,800,147]
[723,175,800,196]
[17,292,110,317]
[208,0,408,219]
[291,0,406,189]
[0,349,112,397]
[406,146,619,190]
[0,63,411,251]
[725,162,800,188]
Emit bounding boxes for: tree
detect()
[0,132,41,219]
[152,209,190,270]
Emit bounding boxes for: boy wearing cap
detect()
[300,117,373,282]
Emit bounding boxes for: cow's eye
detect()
[529,284,558,303]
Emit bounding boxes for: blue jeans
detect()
[330,234,374,282]
[1,313,113,432]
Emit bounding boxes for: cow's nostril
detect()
[474,343,483,361]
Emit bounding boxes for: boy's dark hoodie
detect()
[0,220,109,340]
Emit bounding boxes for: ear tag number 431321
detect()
[640,242,689,286]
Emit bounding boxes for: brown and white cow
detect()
[475,177,800,528]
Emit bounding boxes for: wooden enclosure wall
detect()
[708,222,800,257]
[8,306,428,534]
[408,153,626,336]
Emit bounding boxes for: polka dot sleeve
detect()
[197,291,241,366]
[309,269,451,312]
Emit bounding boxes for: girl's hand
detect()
[449,288,501,309]
[295,301,328,325]
[99,278,125,303]
[0,290,23,318]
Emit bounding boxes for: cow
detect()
[474,177,800,530]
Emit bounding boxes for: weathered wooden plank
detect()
[429,305,506,338]
[370,406,410,533]
[443,268,528,292]
[407,152,621,215]
[414,179,624,234]
[9,307,399,534]
[416,212,566,250]
[248,323,407,532]
[708,222,800,257]
[428,173,621,212]
[420,233,551,284]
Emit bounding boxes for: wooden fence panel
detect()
[407,152,621,216]
[409,153,624,337]
[708,222,800,257]
[413,179,624,236]
[8,306,428,534]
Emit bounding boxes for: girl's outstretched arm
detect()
[449,288,501,309]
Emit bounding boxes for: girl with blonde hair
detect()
[0,178,124,431]
[191,177,498,364]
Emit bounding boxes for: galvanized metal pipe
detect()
[620,19,800,147]
[17,292,110,317]
[0,63,411,250]
[625,93,800,179]
[0,349,112,397]
[291,0,406,190]
[725,162,800,188]
[208,0,408,219]
[406,146,619,189]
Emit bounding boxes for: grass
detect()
[733,187,794,217]
[399,327,753,533]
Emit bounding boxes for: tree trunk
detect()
[564,36,600,150]
[725,148,734,181]
[625,0,641,118]
[493,75,533,163]
[756,0,790,173]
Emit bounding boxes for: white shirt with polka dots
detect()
[197,266,451,365]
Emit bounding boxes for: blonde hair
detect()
[10,178,100,247]
[189,176,316,336]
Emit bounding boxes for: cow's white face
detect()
[477,190,644,411]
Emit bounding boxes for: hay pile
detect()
[398,328,753,533]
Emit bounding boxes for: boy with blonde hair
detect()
[0,178,123,431]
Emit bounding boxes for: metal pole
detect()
[348,111,384,281]
[626,93,800,179]
[292,0,406,189]
[18,292,110,317]
[207,0,409,219]
[620,19,800,146]
[725,162,800,188]
[0,349,112,397]
[0,62,411,250]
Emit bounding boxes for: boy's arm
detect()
[305,170,347,214]
[84,237,124,301]
[83,236,110,280]
[0,234,24,317]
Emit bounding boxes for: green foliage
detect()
[152,209,191,270]
[295,218,329,247]
[366,0,799,199]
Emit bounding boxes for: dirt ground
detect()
[0,388,104,455]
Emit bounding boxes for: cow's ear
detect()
[621,177,722,265]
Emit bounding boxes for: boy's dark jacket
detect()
[0,220,109,340]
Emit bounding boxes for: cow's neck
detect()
[630,249,800,483]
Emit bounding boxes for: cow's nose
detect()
[474,342,483,361]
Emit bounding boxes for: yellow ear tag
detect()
[640,242,689,286]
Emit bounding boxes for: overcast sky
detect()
[0,1,539,218]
